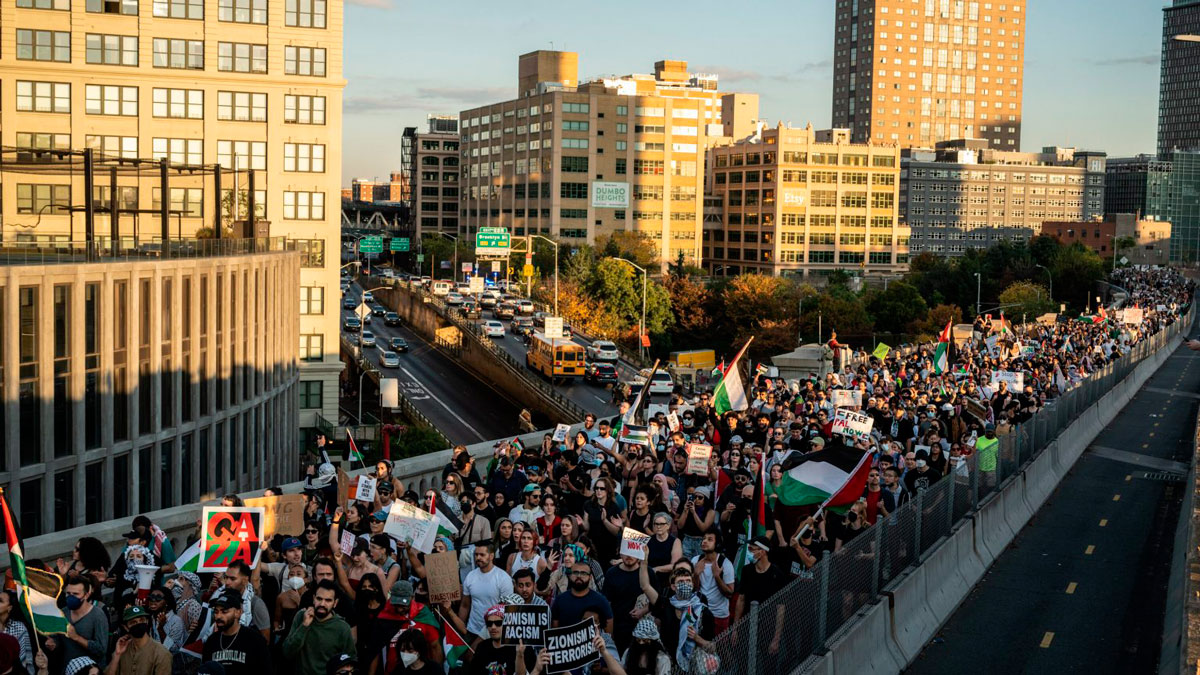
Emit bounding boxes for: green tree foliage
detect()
[596,231,659,268]
[998,281,1056,318]
[864,281,928,334]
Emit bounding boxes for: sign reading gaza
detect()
[544,619,599,673]
[501,605,550,647]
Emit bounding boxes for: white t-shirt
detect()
[463,565,514,638]
[508,504,545,527]
[691,554,735,619]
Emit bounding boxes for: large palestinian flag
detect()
[1,491,68,634]
[776,445,872,513]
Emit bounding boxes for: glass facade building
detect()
[1159,0,1200,157]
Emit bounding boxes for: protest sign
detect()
[872,343,891,360]
[646,403,670,420]
[619,528,651,560]
[985,335,1000,354]
[242,494,305,541]
[552,424,571,443]
[337,468,350,508]
[200,507,266,572]
[544,619,599,673]
[384,501,438,553]
[355,476,378,503]
[339,530,357,556]
[685,444,712,476]
[831,409,873,441]
[666,412,681,433]
[502,605,551,647]
[990,371,1024,389]
[831,389,862,408]
[426,551,462,603]
[1124,307,1144,325]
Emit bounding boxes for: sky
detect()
[340,0,1167,183]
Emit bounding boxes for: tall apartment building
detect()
[832,0,1026,149]
[1159,0,1200,157]
[460,51,759,267]
[405,116,460,236]
[901,139,1106,256]
[703,124,908,280]
[1104,155,1173,219]
[0,0,345,430]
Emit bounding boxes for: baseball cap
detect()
[730,435,744,445]
[389,579,414,606]
[810,437,826,448]
[122,605,149,623]
[750,535,772,552]
[370,533,393,552]
[372,510,388,522]
[281,537,302,552]
[522,484,539,494]
[209,588,243,609]
[326,653,358,675]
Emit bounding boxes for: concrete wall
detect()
[803,309,1193,675]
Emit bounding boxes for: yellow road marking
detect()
[1065,582,1077,594]
[1150,432,1156,437]
[1155,422,1160,427]
[1085,545,1096,555]
[1126,475,1132,482]
[1040,632,1055,648]
[1143,443,1150,449]
[1099,519,1108,527]
[1113,494,1121,501]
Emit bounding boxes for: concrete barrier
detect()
[953,518,988,586]
[1003,473,1034,535]
[820,600,905,675]
[887,566,936,663]
[975,488,1015,563]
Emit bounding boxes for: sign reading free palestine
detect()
[591,181,630,208]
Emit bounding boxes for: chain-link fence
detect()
[687,306,1193,674]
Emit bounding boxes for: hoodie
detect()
[281,614,356,675]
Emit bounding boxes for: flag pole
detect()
[726,336,755,376]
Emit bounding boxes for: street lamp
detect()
[1035,263,1052,302]
[612,257,648,360]
[1174,34,1200,43]
[432,232,459,281]
[974,272,981,317]
[528,234,560,316]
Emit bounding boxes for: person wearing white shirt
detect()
[459,543,514,640]
[508,484,545,528]
[691,532,736,634]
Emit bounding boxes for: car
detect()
[483,320,505,337]
[511,316,535,336]
[343,317,361,331]
[360,331,377,348]
[371,304,387,317]
[446,292,464,306]
[648,369,674,395]
[495,303,516,320]
[389,337,409,352]
[363,291,374,302]
[461,301,481,319]
[517,300,535,315]
[380,351,400,368]
[587,340,620,362]
[480,295,498,308]
[360,312,372,325]
[533,311,550,328]
[385,312,402,326]
[585,362,619,384]
[342,297,357,310]
[562,322,573,339]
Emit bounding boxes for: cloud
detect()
[414,86,511,104]
[344,84,511,114]
[691,64,763,83]
[774,59,834,82]
[1093,54,1158,66]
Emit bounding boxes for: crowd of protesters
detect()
[1,267,1191,675]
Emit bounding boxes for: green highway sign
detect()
[391,237,410,252]
[359,236,383,254]
[416,254,425,263]
[475,227,511,256]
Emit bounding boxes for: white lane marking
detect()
[398,365,486,441]
[593,395,608,403]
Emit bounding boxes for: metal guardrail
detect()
[0,236,293,265]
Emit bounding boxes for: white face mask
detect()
[400,652,419,667]
[287,577,306,591]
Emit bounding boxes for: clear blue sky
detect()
[341,0,1166,183]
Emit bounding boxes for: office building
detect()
[460,51,759,268]
[1104,155,1173,219]
[1159,0,1200,157]
[901,139,1106,255]
[1040,214,1171,265]
[350,173,408,203]
[0,0,346,430]
[704,124,909,280]
[832,0,1026,149]
[1159,150,1200,262]
[404,116,461,236]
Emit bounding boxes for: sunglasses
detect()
[305,529,319,534]
[148,594,165,601]
[337,669,356,675]
[486,620,504,627]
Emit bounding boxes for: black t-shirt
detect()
[737,562,787,606]
[603,565,642,643]
[203,625,275,675]
[468,640,517,675]
[550,589,612,628]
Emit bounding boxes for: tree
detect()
[664,273,714,349]
[1112,236,1137,267]
[865,281,928,334]
[798,292,873,348]
[997,281,1056,319]
[586,258,673,338]
[718,275,805,359]
[1051,243,1105,310]
[596,231,658,268]
[555,279,624,339]
[908,303,964,341]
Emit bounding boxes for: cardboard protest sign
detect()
[552,424,571,443]
[355,476,378,503]
[1123,307,1144,325]
[990,371,1024,389]
[336,468,350,508]
[619,528,651,560]
[646,403,670,420]
[831,409,873,441]
[685,444,712,476]
[384,501,439,553]
[339,530,357,556]
[872,343,891,360]
[666,412,681,433]
[426,551,462,603]
[984,335,1000,354]
[200,507,266,572]
[544,619,599,673]
[831,389,862,408]
[243,494,306,541]
[502,605,551,647]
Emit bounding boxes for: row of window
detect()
[17,0,326,27]
[14,183,325,220]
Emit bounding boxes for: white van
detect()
[431,280,453,296]
[648,370,675,395]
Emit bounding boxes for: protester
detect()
[282,581,357,675]
[202,588,274,675]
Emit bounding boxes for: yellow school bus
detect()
[526,333,586,381]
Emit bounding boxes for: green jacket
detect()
[282,614,356,675]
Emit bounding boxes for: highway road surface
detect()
[908,343,1200,674]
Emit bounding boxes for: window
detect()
[561,156,588,173]
[615,158,627,175]
[16,184,70,214]
[291,239,325,267]
[299,286,324,315]
[152,138,202,165]
[153,38,203,69]
[218,91,267,122]
[153,0,202,18]
[299,335,324,361]
[283,191,325,220]
[217,141,266,170]
[560,183,587,199]
[87,135,138,159]
[299,380,323,409]
[872,192,895,208]
[285,95,326,125]
[22,0,70,9]
[560,209,587,219]
[152,188,203,216]
[16,81,70,113]
[86,0,136,13]
[634,159,664,175]
[86,34,138,66]
[85,85,138,116]
[219,0,265,22]
[218,42,267,73]
[284,143,326,173]
[561,138,589,149]
[153,88,203,119]
[285,46,326,76]
[16,133,70,151]
[286,0,327,27]
[562,103,589,114]
[16,30,70,62]
[562,121,589,132]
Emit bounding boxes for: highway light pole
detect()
[1035,263,1052,303]
[356,284,391,424]
[612,257,647,360]
[528,234,560,315]
[974,272,982,317]
[433,232,459,281]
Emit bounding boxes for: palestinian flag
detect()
[999,312,1009,336]
[429,493,462,538]
[714,338,753,416]
[933,320,952,374]
[776,445,872,512]
[733,513,753,583]
[175,540,202,573]
[755,363,770,377]
[443,619,471,668]
[346,429,364,465]
[0,491,69,634]
[711,359,726,380]
[383,603,444,672]
[619,424,649,446]
[510,437,525,456]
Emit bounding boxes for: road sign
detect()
[360,236,383,254]
[416,254,425,263]
[469,276,484,294]
[523,264,534,277]
[391,237,410,252]
[544,317,563,339]
[475,227,511,256]
[491,261,501,273]
[461,262,474,273]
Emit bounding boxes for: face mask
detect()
[674,579,694,601]
[287,576,306,591]
[65,595,83,611]
[400,652,419,667]
[128,623,150,639]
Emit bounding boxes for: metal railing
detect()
[693,306,1193,675]
[0,236,292,265]
[337,334,449,446]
